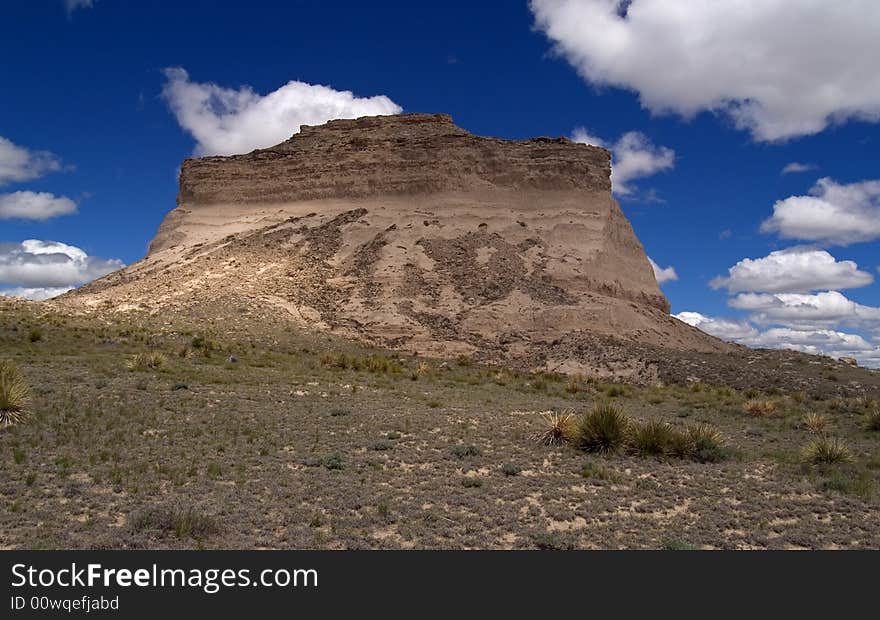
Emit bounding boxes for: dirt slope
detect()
[62,113,728,378]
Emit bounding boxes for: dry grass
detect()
[743,399,777,417]
[803,412,829,434]
[802,436,851,465]
[865,407,880,432]
[0,359,29,427]
[126,352,167,371]
[536,410,576,446]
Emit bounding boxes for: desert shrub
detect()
[668,430,694,459]
[322,453,344,470]
[329,408,350,417]
[450,444,481,458]
[605,384,625,398]
[580,460,615,480]
[864,408,880,432]
[27,328,42,343]
[365,355,402,374]
[631,418,674,456]
[372,440,393,451]
[206,461,222,477]
[319,352,402,374]
[191,335,221,356]
[576,402,630,454]
[0,360,29,427]
[687,424,727,463]
[743,399,777,417]
[126,352,166,371]
[536,410,576,446]
[859,397,877,410]
[462,477,483,488]
[130,505,219,540]
[803,412,829,434]
[662,538,698,551]
[821,470,873,499]
[501,463,521,476]
[530,378,547,392]
[802,437,851,465]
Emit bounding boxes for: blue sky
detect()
[2,1,880,365]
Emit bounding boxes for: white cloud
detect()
[570,127,606,148]
[64,0,95,14]
[675,311,880,367]
[674,311,759,342]
[0,286,73,301]
[0,240,123,288]
[730,291,880,330]
[571,128,674,195]
[781,162,816,175]
[161,67,403,156]
[0,191,77,220]
[531,0,880,141]
[761,178,880,246]
[0,136,63,186]
[710,246,873,294]
[648,257,677,284]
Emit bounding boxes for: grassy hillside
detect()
[2,302,879,549]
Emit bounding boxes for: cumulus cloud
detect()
[648,257,677,284]
[674,311,880,367]
[674,311,759,343]
[0,240,123,289]
[730,291,880,329]
[781,162,816,175]
[0,286,74,301]
[571,128,674,196]
[761,178,880,246]
[161,67,403,156]
[531,0,880,141]
[0,191,77,221]
[710,247,873,294]
[0,136,63,186]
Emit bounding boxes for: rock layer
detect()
[65,113,727,377]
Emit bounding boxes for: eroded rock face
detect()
[66,113,726,377]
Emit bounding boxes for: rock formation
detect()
[64,113,727,377]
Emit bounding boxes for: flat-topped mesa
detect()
[67,112,726,379]
[177,113,612,205]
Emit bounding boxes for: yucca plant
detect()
[802,436,851,465]
[802,412,829,435]
[864,407,880,432]
[126,352,167,371]
[686,423,726,463]
[536,410,576,446]
[743,399,777,417]
[0,360,29,428]
[631,418,674,456]
[576,402,631,454]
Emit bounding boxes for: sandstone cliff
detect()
[65,113,727,378]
